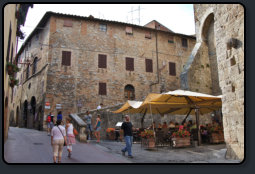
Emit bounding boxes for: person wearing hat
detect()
[121,115,136,158]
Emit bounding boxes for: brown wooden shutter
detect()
[62,51,71,66]
[99,83,107,95]
[98,54,107,68]
[145,59,153,72]
[64,19,73,27]
[126,57,134,71]
[169,62,176,76]
[182,38,188,47]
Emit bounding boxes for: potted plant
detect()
[209,125,224,143]
[140,130,155,148]
[9,76,19,88]
[171,129,191,147]
[106,128,115,140]
[6,62,20,75]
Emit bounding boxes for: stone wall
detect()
[193,4,244,160]
[44,14,195,118]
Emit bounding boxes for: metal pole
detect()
[195,109,201,146]
[150,104,155,139]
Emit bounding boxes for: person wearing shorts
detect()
[51,119,67,163]
[94,114,101,143]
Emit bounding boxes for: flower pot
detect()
[148,138,155,148]
[7,65,14,75]
[172,137,190,148]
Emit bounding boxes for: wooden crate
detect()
[172,137,191,148]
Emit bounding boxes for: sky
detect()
[18,4,195,50]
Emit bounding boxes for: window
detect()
[145,32,151,39]
[124,85,135,100]
[168,35,174,43]
[169,62,176,76]
[62,51,71,66]
[126,26,133,35]
[35,33,39,41]
[98,54,107,68]
[99,24,107,32]
[145,59,153,72]
[99,82,107,95]
[63,19,73,27]
[182,38,188,47]
[26,65,30,80]
[32,57,38,74]
[126,57,134,71]
[6,22,12,62]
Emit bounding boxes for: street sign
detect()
[56,104,62,109]
[45,102,50,109]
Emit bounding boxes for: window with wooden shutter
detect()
[168,35,174,43]
[63,19,73,27]
[99,82,107,95]
[98,54,107,68]
[182,38,188,47]
[145,59,153,72]
[126,26,133,35]
[62,51,71,66]
[145,32,151,39]
[169,62,176,76]
[126,57,134,71]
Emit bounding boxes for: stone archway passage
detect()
[23,100,28,128]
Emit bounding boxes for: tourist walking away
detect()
[121,115,135,158]
[57,111,63,121]
[46,112,54,136]
[84,111,93,140]
[65,118,76,158]
[94,114,101,143]
[51,119,67,163]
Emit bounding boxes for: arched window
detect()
[124,85,135,100]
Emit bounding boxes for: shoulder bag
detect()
[57,126,67,146]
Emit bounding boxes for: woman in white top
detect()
[65,118,76,158]
[51,119,67,163]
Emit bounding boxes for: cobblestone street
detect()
[4,127,240,163]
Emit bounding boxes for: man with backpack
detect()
[46,112,54,136]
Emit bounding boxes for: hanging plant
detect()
[9,76,19,88]
[6,62,20,75]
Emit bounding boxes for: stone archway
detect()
[201,13,222,96]
[29,96,36,129]
[9,110,15,127]
[23,100,28,128]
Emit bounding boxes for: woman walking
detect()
[65,118,76,158]
[51,119,67,163]
[94,114,101,143]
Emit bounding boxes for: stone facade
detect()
[3,4,31,142]
[16,12,196,130]
[189,4,244,160]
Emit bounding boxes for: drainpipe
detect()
[149,26,160,92]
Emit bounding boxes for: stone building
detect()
[16,11,196,130]
[4,4,32,142]
[181,4,244,160]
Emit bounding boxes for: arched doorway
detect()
[124,85,135,100]
[9,110,15,127]
[16,106,20,127]
[201,13,221,96]
[23,100,28,128]
[30,96,36,129]
[38,106,43,131]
